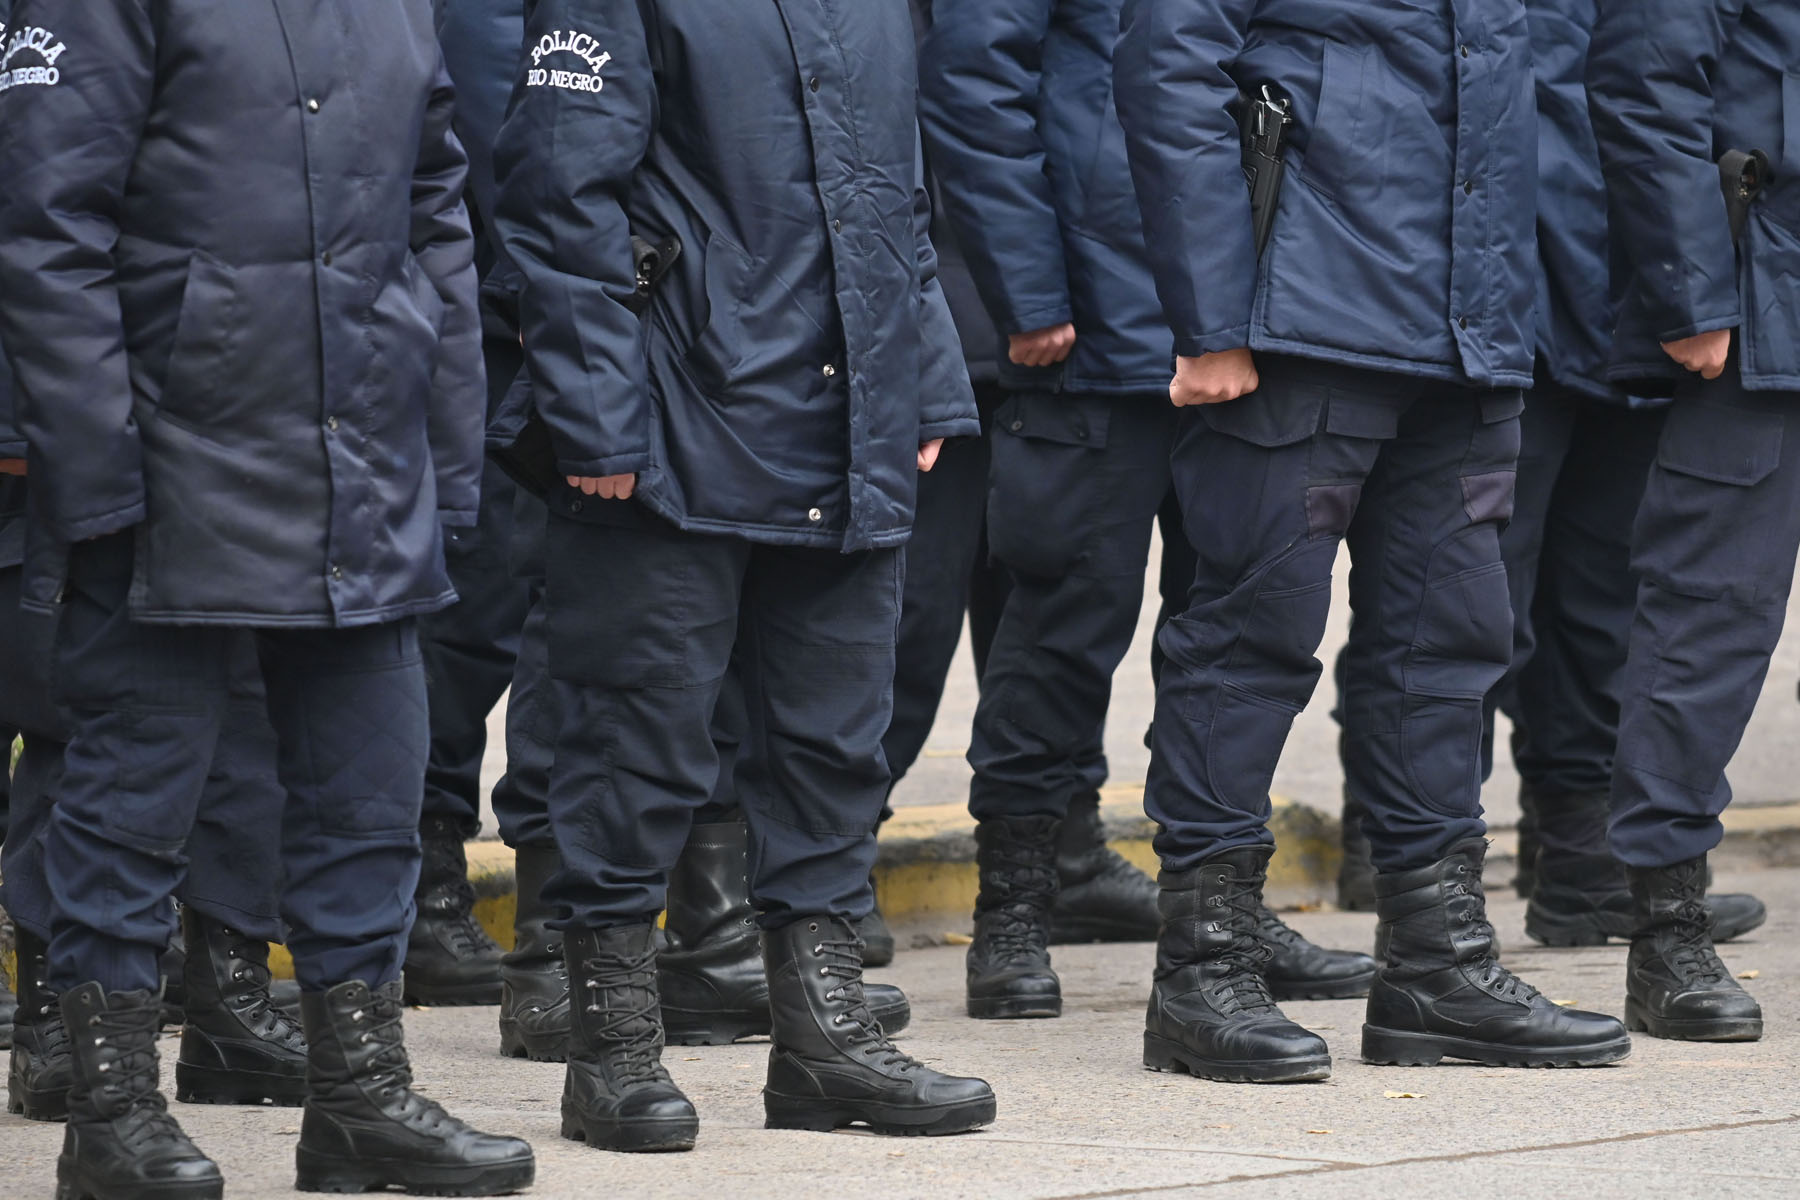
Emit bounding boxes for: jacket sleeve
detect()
[914,135,981,444]
[1115,0,1258,358]
[1587,0,1744,343]
[494,0,655,479]
[412,53,486,528]
[0,0,154,542]
[917,0,1072,337]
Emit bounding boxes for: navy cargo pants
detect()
[541,507,899,929]
[41,533,427,994]
[968,392,1184,821]
[0,560,286,947]
[1486,387,1664,875]
[1148,356,1519,873]
[1611,360,1800,868]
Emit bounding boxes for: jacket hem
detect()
[1249,335,1535,391]
[635,493,911,553]
[125,589,459,628]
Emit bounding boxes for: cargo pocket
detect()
[1657,406,1782,487]
[986,393,1113,578]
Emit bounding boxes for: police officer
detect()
[401,0,539,1012]
[1486,0,1767,952]
[0,3,534,1196]
[1116,0,1631,1080]
[921,0,1374,1024]
[1586,0,1800,1042]
[496,0,996,1151]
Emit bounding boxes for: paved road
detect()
[4,860,1795,1199]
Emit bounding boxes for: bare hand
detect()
[1661,329,1732,380]
[918,439,944,473]
[566,473,636,499]
[0,459,24,477]
[1008,322,1076,368]
[1171,349,1259,407]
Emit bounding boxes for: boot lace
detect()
[221,928,305,1043]
[977,843,1057,965]
[345,997,461,1134]
[579,943,669,1088]
[1207,876,1278,1015]
[1446,863,1540,1003]
[84,1008,188,1147]
[1659,862,1730,986]
[816,937,916,1071]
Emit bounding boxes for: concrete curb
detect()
[244,792,1800,977]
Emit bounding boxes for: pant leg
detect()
[492,491,556,849]
[1340,390,1520,871]
[174,637,287,941]
[1,731,64,942]
[1484,386,1578,777]
[1508,400,1665,797]
[966,381,1012,680]
[540,511,745,927]
[737,545,902,927]
[968,392,1173,821]
[882,423,990,788]
[261,620,429,992]
[43,532,232,992]
[1611,366,1800,868]
[418,456,529,838]
[1147,360,1381,870]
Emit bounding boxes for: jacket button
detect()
[833,219,843,234]
[329,564,343,581]
[1458,315,1470,330]
[821,364,836,377]
[1460,44,1470,58]
[807,508,823,523]
[1010,418,1024,432]
[321,252,333,266]
[809,77,821,93]
[326,416,339,432]
[1462,180,1474,196]
[306,98,320,113]
[569,498,584,514]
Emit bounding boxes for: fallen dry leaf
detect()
[1551,999,1577,1007]
[1737,970,1760,980]
[944,932,973,945]
[1382,1091,1425,1099]
[1306,1129,1332,1135]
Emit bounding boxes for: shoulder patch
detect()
[0,24,67,93]
[526,28,611,94]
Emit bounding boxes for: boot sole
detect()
[296,1148,535,1196]
[1142,1033,1331,1084]
[1049,918,1154,945]
[1623,997,1763,1043]
[1524,905,1623,947]
[663,1010,769,1047]
[560,1107,697,1153]
[176,1062,307,1107]
[764,1089,995,1136]
[1270,970,1377,1002]
[402,982,503,1007]
[9,1083,70,1122]
[497,1020,568,1063]
[966,994,1061,1020]
[1361,1024,1633,1067]
[57,1168,222,1200]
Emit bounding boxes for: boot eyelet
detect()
[813,944,823,955]
[808,922,819,932]
[97,1063,110,1073]
[351,1010,364,1022]
[819,967,831,977]
[360,1033,373,1044]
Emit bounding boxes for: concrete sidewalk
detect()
[5,861,1795,1199]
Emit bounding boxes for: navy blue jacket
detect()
[1588,0,1800,393]
[1530,0,1619,401]
[0,0,485,625]
[437,0,526,339]
[494,0,978,552]
[1116,0,1539,390]
[919,0,1172,395]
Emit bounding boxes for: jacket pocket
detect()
[159,250,240,423]
[1300,41,1392,205]
[683,232,750,394]
[401,252,446,337]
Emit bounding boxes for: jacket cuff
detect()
[919,417,982,444]
[438,507,480,529]
[1174,326,1250,359]
[555,451,652,479]
[54,497,146,546]
[1000,302,1075,338]
[1654,310,1741,346]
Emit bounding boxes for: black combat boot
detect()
[1623,858,1763,1042]
[1143,847,1331,1083]
[660,822,909,1045]
[1526,792,1766,945]
[854,898,896,968]
[56,983,223,1200]
[1256,905,1376,1000]
[560,924,697,1153]
[403,816,504,1006]
[499,845,571,1062]
[8,928,72,1122]
[1363,840,1631,1067]
[1512,779,1540,899]
[966,815,1062,1019]
[297,979,535,1194]
[763,917,995,1135]
[1048,791,1159,943]
[175,909,307,1107]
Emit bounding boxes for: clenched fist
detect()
[1171,349,1259,407]
[1661,329,1732,380]
[1008,322,1076,368]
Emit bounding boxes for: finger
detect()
[578,477,599,495]
[616,477,635,499]
[1244,368,1260,396]
[1702,360,1726,381]
[566,476,583,490]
